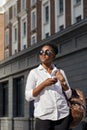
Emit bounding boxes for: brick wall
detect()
[37,0,42,41]
[26,0,31,47]
[65,0,71,27]
[83,0,87,18]
[0,14,4,61]
[50,0,55,35]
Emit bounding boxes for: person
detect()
[25,43,72,130]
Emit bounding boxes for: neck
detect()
[42,63,53,73]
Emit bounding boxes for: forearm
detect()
[33,82,46,97]
[61,81,69,91]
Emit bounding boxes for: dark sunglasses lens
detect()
[45,50,51,56]
[39,50,43,55]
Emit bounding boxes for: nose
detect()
[42,52,46,55]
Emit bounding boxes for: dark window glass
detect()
[29,101,34,118]
[14,28,17,41]
[0,81,8,117]
[76,0,81,4]
[45,6,49,22]
[13,77,24,117]
[59,0,63,14]
[23,22,26,36]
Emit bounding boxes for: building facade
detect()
[0,0,87,130]
[0,7,4,61]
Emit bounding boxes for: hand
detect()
[56,70,69,91]
[56,70,65,83]
[33,77,57,97]
[43,77,57,87]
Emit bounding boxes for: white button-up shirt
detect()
[25,64,72,120]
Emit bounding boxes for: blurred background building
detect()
[0,0,87,130]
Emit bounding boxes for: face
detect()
[39,45,55,64]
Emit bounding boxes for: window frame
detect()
[5,29,9,47]
[31,0,36,6]
[22,20,27,38]
[31,9,37,31]
[21,0,26,10]
[5,10,9,26]
[31,33,37,45]
[12,24,18,43]
[13,3,17,18]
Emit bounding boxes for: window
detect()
[29,101,35,129]
[71,0,83,24]
[5,10,9,26]
[31,35,36,45]
[76,15,81,22]
[5,30,9,47]
[21,17,27,50]
[31,0,36,6]
[31,10,36,30]
[32,36,35,44]
[12,24,18,55]
[3,82,8,116]
[13,77,24,117]
[22,21,26,37]
[13,25,18,42]
[5,49,9,58]
[45,6,49,23]
[14,28,17,41]
[59,0,63,14]
[42,1,50,39]
[13,4,17,17]
[21,18,27,37]
[21,0,26,10]
[76,0,81,4]
[57,0,64,15]
[29,101,34,118]
[0,82,8,117]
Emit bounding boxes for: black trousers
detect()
[35,115,71,130]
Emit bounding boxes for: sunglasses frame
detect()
[39,50,55,56]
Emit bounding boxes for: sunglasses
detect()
[39,50,54,56]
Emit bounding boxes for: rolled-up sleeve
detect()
[25,70,36,101]
[64,88,72,99]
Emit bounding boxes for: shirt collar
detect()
[38,64,58,72]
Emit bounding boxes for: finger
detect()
[52,77,57,81]
[56,69,62,75]
[56,69,60,74]
[52,78,57,83]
